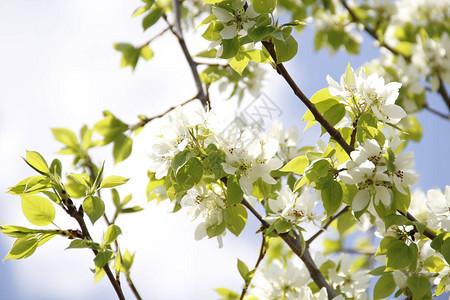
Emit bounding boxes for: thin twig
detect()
[163,0,209,109]
[423,103,450,120]
[437,74,450,112]
[84,154,143,300]
[239,234,267,300]
[307,206,350,245]
[350,119,358,149]
[241,199,338,299]
[262,41,354,156]
[340,0,408,61]
[132,94,199,130]
[139,27,171,48]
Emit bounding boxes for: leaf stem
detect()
[239,234,267,300]
[306,206,350,245]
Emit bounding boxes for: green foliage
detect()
[100,176,129,188]
[386,240,413,270]
[373,273,396,299]
[21,195,55,226]
[253,0,277,14]
[224,204,247,236]
[23,151,49,175]
[226,176,243,205]
[280,155,308,174]
[104,225,122,245]
[83,196,105,225]
[406,275,431,299]
[321,180,342,215]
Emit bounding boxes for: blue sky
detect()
[0,1,449,299]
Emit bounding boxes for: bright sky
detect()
[0,1,449,300]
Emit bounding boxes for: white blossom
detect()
[266,186,324,225]
[212,1,258,40]
[426,186,450,231]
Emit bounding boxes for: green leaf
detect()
[227,176,243,205]
[204,144,226,180]
[280,155,307,174]
[104,225,122,245]
[322,103,346,127]
[274,219,293,233]
[49,159,62,177]
[406,275,430,299]
[441,237,450,265]
[0,226,36,238]
[142,6,164,30]
[224,204,247,236]
[94,250,114,268]
[69,173,91,188]
[176,157,203,190]
[113,134,133,163]
[373,273,396,299]
[244,49,271,63]
[321,181,342,215]
[66,239,101,250]
[4,237,39,260]
[140,45,154,61]
[146,171,165,202]
[21,195,55,226]
[273,35,298,62]
[229,51,250,75]
[386,240,412,270]
[336,211,356,236]
[196,49,218,58]
[122,250,135,270]
[94,113,129,144]
[304,159,330,182]
[247,25,276,42]
[100,176,129,188]
[423,255,445,273]
[202,21,224,41]
[237,259,249,281]
[220,37,240,59]
[214,288,239,300]
[24,151,49,175]
[253,0,277,14]
[51,128,79,149]
[206,220,226,238]
[8,175,51,195]
[114,43,141,70]
[83,196,105,224]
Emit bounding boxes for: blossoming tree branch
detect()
[2,0,450,299]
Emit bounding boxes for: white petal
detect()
[212,7,234,22]
[375,186,391,206]
[353,190,370,212]
[382,104,407,122]
[220,25,238,39]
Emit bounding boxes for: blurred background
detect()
[0,0,449,299]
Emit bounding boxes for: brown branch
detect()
[307,206,350,245]
[55,189,126,300]
[139,27,170,48]
[84,156,143,300]
[350,119,358,149]
[241,199,338,299]
[437,74,450,112]
[423,103,450,120]
[398,210,436,240]
[340,0,408,61]
[262,41,354,156]
[163,0,209,109]
[131,94,199,130]
[239,234,267,300]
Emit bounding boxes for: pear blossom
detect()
[266,186,325,225]
[250,259,314,300]
[212,1,258,40]
[426,186,450,231]
[181,185,226,247]
[326,254,371,298]
[221,133,282,195]
[267,121,300,162]
[339,140,392,211]
[389,151,418,194]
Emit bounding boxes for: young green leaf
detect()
[104,225,122,245]
[321,181,343,215]
[100,176,129,188]
[21,195,55,226]
[94,250,114,268]
[224,204,247,236]
[386,240,412,270]
[373,273,396,299]
[280,156,308,174]
[83,196,105,224]
[24,151,49,175]
[237,259,249,281]
[51,128,79,149]
[113,134,133,164]
[253,0,277,14]
[4,237,39,260]
[227,176,244,205]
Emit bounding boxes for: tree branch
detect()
[437,74,450,112]
[241,199,338,299]
[307,206,350,245]
[131,94,199,130]
[163,0,210,109]
[239,234,267,300]
[262,41,354,156]
[340,0,408,61]
[423,103,450,120]
[398,210,436,240]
